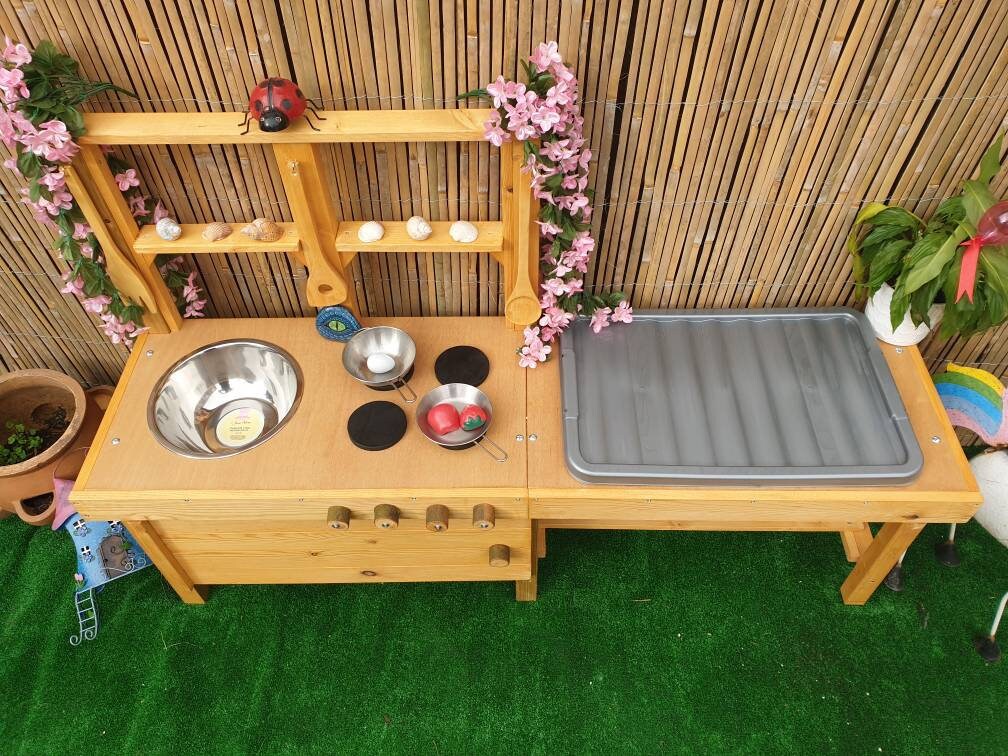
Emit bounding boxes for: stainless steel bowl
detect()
[415,383,507,462]
[147,339,303,459]
[342,326,417,403]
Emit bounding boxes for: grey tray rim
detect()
[559,307,924,487]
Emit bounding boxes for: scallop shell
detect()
[406,215,433,241]
[155,217,182,241]
[357,220,385,243]
[201,222,233,242]
[241,217,284,242]
[448,220,478,243]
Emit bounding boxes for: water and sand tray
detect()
[560,309,923,486]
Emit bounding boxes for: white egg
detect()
[366,352,396,374]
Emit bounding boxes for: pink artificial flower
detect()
[610,300,633,324]
[2,38,31,66]
[73,222,91,240]
[128,194,148,217]
[562,278,584,295]
[60,274,85,297]
[536,220,562,237]
[542,277,566,297]
[590,307,611,333]
[1,156,17,174]
[79,243,94,259]
[182,271,201,302]
[518,348,539,369]
[530,41,563,71]
[38,169,65,192]
[18,129,52,156]
[539,305,573,331]
[540,291,558,309]
[184,300,207,318]
[152,201,170,223]
[42,140,78,163]
[114,168,139,191]
[81,294,112,313]
[0,66,29,101]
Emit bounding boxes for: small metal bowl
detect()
[415,383,507,462]
[342,326,417,403]
[147,339,303,459]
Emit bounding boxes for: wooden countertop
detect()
[527,341,981,522]
[72,317,527,504]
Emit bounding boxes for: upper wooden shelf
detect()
[80,109,493,145]
[334,221,504,254]
[134,222,300,255]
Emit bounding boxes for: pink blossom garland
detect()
[473,41,632,367]
[0,38,207,347]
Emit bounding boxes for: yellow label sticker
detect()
[215,407,266,448]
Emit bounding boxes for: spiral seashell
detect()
[357,220,385,243]
[201,222,233,242]
[406,215,433,241]
[155,217,182,241]
[448,220,478,243]
[241,217,284,242]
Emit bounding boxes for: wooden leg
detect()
[839,524,874,562]
[516,520,540,601]
[840,522,923,605]
[126,520,208,604]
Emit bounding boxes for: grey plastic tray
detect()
[560,308,923,486]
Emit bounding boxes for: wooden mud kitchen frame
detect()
[68,109,982,607]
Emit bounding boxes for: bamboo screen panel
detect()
[1,0,1007,390]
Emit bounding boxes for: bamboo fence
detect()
[0,0,1007,393]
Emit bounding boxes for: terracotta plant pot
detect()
[0,369,112,526]
[864,283,944,347]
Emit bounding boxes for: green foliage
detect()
[847,134,1007,337]
[0,421,44,466]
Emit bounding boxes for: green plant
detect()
[0,421,45,466]
[847,136,1006,338]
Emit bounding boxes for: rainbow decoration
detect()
[934,363,1008,446]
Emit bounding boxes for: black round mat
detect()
[434,345,490,387]
[366,363,415,392]
[347,401,407,451]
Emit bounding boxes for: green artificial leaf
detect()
[904,222,974,293]
[962,179,997,226]
[977,134,1004,184]
[979,247,1008,303]
[457,88,488,100]
[16,149,40,180]
[889,280,912,331]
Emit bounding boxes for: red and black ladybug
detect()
[239,78,325,134]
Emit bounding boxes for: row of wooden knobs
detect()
[325,503,509,567]
[327,503,497,531]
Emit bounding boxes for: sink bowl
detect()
[147,339,303,459]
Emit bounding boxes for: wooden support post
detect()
[840,522,924,605]
[504,142,541,330]
[272,143,356,311]
[125,520,208,604]
[65,146,181,333]
[516,520,542,601]
[839,524,874,562]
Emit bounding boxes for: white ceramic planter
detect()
[970,450,1008,549]
[864,283,944,346]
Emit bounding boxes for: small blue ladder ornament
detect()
[316,305,361,342]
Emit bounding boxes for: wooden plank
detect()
[80,109,494,145]
[134,222,301,256]
[125,519,208,604]
[840,521,924,605]
[333,221,504,254]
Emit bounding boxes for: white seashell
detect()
[357,221,385,243]
[241,218,284,242]
[406,215,433,241]
[201,222,232,242]
[448,220,478,243]
[366,352,396,374]
[155,217,182,241]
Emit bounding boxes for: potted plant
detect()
[0,369,112,525]
[848,136,1007,345]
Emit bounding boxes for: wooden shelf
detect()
[81,109,492,145]
[134,222,300,256]
[334,221,504,254]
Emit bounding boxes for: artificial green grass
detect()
[1,518,1005,755]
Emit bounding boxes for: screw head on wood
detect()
[111,437,120,445]
[145,349,154,357]
[931,435,941,444]
[515,434,524,442]
[528,434,538,442]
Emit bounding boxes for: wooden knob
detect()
[472,503,495,530]
[489,544,510,567]
[426,504,449,532]
[374,503,399,529]
[327,505,351,530]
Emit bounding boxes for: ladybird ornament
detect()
[239,78,325,134]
